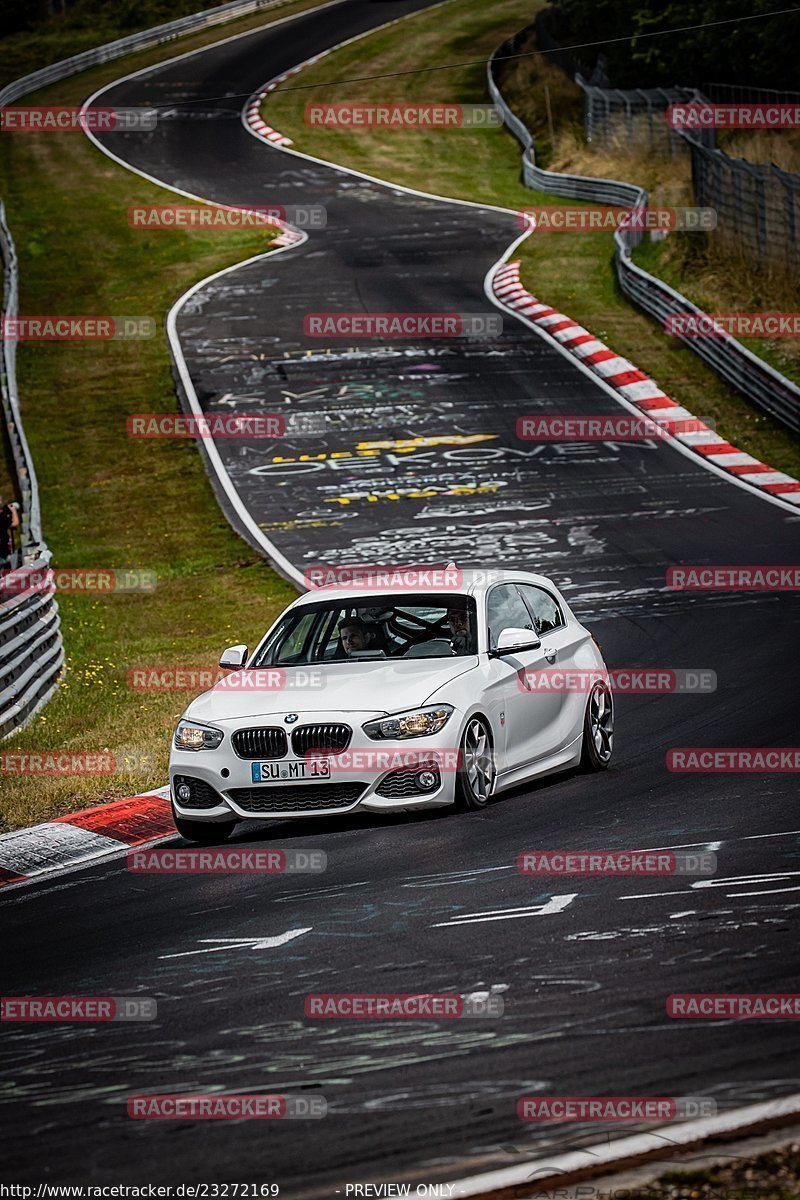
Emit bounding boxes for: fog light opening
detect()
[416,770,439,792]
[176,782,192,803]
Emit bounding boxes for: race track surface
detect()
[3,0,799,1189]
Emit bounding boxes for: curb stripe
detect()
[492,261,800,505]
[0,788,171,890]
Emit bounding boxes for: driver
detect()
[339,617,376,656]
[445,604,473,654]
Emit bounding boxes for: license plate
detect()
[251,759,331,783]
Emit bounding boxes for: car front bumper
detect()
[169,712,462,822]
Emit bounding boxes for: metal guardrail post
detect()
[0,0,291,738]
[487,31,800,434]
[0,206,65,738]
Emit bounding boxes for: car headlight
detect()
[363,705,454,740]
[173,719,224,751]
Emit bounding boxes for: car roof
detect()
[293,568,562,604]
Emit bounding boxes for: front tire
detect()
[171,802,237,844]
[580,681,614,770]
[454,717,496,810]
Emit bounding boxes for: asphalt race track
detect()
[2,0,800,1189]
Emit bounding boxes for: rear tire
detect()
[454,717,496,810]
[171,802,237,844]
[580,681,614,770]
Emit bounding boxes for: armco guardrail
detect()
[573,74,799,275]
[1,0,294,738]
[487,34,800,435]
[0,0,290,107]
[1,202,42,549]
[1,204,64,739]
[0,561,64,740]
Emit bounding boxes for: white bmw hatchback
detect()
[169,570,613,842]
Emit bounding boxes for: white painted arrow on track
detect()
[431,895,577,927]
[160,928,312,959]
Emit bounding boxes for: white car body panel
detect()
[168,570,610,824]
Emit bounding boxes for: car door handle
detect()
[543,647,557,663]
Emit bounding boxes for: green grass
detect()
[0,0,334,832]
[633,233,800,388]
[0,0,326,87]
[1,0,798,831]
[265,0,800,479]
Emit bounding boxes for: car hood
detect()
[185,657,479,723]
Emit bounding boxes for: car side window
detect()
[486,585,536,650]
[518,584,565,635]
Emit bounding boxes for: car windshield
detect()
[251,593,478,665]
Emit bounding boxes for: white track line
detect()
[242,29,800,517]
[78,4,361,587]
[444,1093,800,1198]
[79,0,799,603]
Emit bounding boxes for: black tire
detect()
[171,802,237,844]
[454,716,496,811]
[580,681,614,770]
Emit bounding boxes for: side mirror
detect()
[491,627,541,656]
[219,644,248,670]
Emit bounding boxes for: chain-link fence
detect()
[487,33,800,436]
[702,82,800,105]
[685,134,800,272]
[573,75,800,272]
[577,75,712,155]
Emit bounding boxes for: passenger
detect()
[0,496,20,568]
[445,604,474,654]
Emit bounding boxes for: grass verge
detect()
[0,0,336,832]
[499,25,800,389]
[0,0,331,88]
[265,4,800,477]
[640,1143,800,1199]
